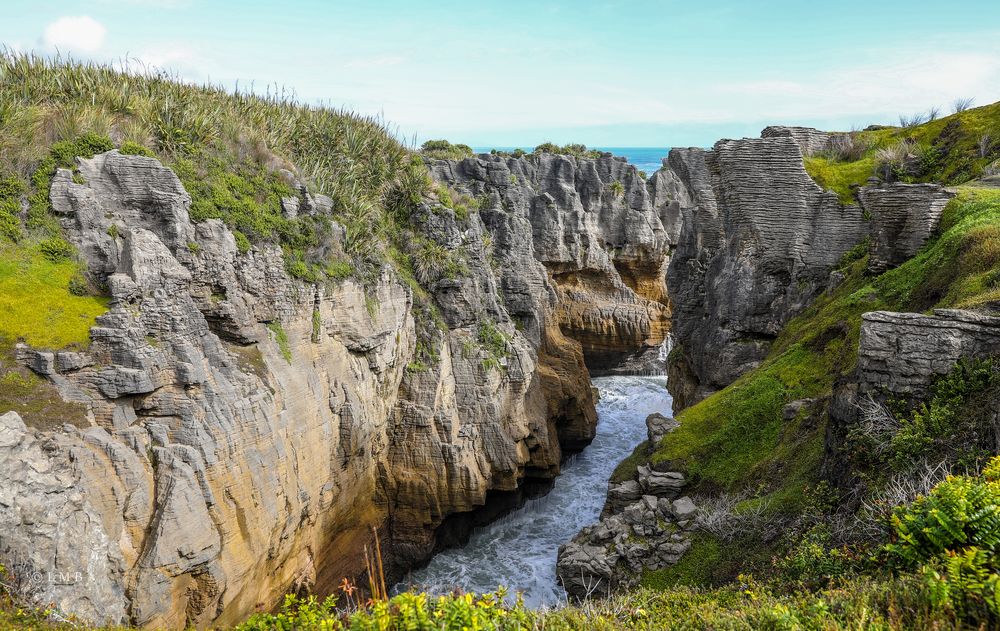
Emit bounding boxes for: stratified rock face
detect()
[429,153,674,370]
[859,183,955,274]
[825,308,1000,486]
[0,150,614,629]
[760,126,832,157]
[858,309,1000,396]
[664,134,869,410]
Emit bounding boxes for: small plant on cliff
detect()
[608,180,625,198]
[266,321,292,364]
[954,97,976,114]
[477,319,509,372]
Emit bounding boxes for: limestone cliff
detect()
[429,153,674,371]
[0,149,670,628]
[660,129,953,411]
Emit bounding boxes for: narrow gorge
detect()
[3,57,1000,629]
[1,145,675,627]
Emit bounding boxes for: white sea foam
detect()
[393,375,672,607]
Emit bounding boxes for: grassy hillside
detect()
[4,53,1000,628]
[804,101,1000,203]
[0,54,484,423]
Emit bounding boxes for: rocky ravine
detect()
[557,126,957,598]
[430,152,677,372]
[0,150,672,628]
[663,127,953,411]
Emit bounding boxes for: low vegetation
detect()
[420,139,474,160]
[0,53,440,286]
[804,100,1000,202]
[532,143,603,159]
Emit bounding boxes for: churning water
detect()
[393,374,673,607]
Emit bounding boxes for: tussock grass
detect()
[804,100,1000,197]
[0,52,429,279]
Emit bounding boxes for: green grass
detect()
[610,439,651,483]
[804,155,876,203]
[266,321,292,364]
[803,101,1000,199]
[0,241,103,429]
[0,242,107,350]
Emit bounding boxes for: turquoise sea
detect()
[472,147,670,174]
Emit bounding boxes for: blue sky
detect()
[2,1,999,147]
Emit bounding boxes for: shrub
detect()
[886,456,1000,569]
[825,132,872,162]
[232,229,251,254]
[899,112,929,128]
[0,199,20,242]
[887,358,999,469]
[119,140,154,157]
[325,258,353,280]
[921,547,1000,622]
[37,237,75,262]
[953,97,975,114]
[776,525,858,589]
[532,142,601,159]
[420,139,474,160]
[874,141,924,182]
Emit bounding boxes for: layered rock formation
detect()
[857,310,1000,395]
[662,135,868,410]
[556,413,694,598]
[661,129,954,411]
[429,153,674,371]
[0,148,674,628]
[860,183,955,274]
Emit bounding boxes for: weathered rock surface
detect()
[429,153,673,370]
[0,150,666,628]
[859,183,955,274]
[664,133,869,410]
[760,126,832,157]
[558,482,695,598]
[661,127,957,412]
[646,412,678,444]
[858,309,1000,396]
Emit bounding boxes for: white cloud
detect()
[43,16,107,53]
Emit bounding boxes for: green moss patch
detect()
[0,242,107,350]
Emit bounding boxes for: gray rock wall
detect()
[429,152,674,370]
[0,150,620,628]
[858,309,1000,396]
[859,182,955,274]
[663,133,869,410]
